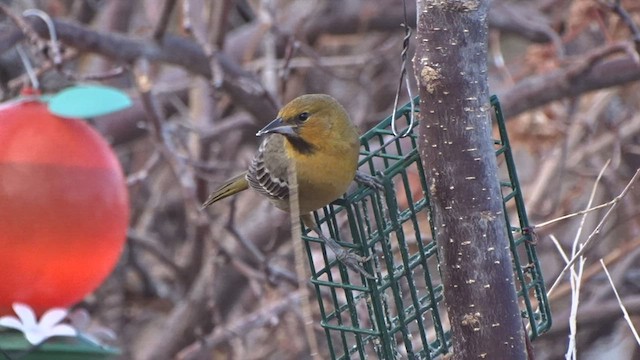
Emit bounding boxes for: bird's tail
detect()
[202,172,249,208]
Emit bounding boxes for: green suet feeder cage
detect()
[302,96,551,359]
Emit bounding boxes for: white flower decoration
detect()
[0,303,77,345]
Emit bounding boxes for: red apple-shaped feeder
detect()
[0,91,129,315]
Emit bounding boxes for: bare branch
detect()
[547,169,640,296]
[600,0,640,53]
[600,259,640,345]
[499,56,640,117]
[0,16,279,123]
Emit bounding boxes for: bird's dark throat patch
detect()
[286,136,316,155]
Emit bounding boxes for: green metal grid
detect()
[302,96,551,359]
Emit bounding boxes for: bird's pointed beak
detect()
[256,117,298,137]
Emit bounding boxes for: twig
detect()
[572,159,609,261]
[600,0,640,53]
[490,0,564,51]
[278,36,298,97]
[549,235,569,264]
[564,159,607,360]
[138,243,217,360]
[549,236,640,301]
[64,65,126,82]
[128,230,184,278]
[0,4,43,51]
[568,114,640,167]
[176,292,302,360]
[181,0,227,89]
[260,0,278,97]
[248,52,371,72]
[197,114,255,141]
[489,30,514,85]
[293,41,367,82]
[547,168,640,297]
[181,0,192,35]
[288,157,321,358]
[222,199,298,287]
[566,41,639,80]
[565,257,585,360]
[600,259,640,345]
[545,294,640,336]
[133,59,164,141]
[153,0,178,40]
[534,197,629,229]
[224,198,267,264]
[126,151,161,185]
[217,240,297,288]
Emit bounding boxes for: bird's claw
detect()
[335,249,375,279]
[355,171,384,191]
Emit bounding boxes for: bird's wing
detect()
[247,135,290,202]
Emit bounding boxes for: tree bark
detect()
[413,1,527,359]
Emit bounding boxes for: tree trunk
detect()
[413,1,527,359]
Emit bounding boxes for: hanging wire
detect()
[16,45,39,90]
[390,0,415,138]
[22,8,62,66]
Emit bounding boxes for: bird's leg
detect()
[355,170,384,191]
[301,214,375,279]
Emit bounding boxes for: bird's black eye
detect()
[297,112,310,122]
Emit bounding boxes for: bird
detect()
[202,94,376,278]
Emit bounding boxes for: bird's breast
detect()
[292,144,359,213]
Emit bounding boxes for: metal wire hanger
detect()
[390,0,415,138]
